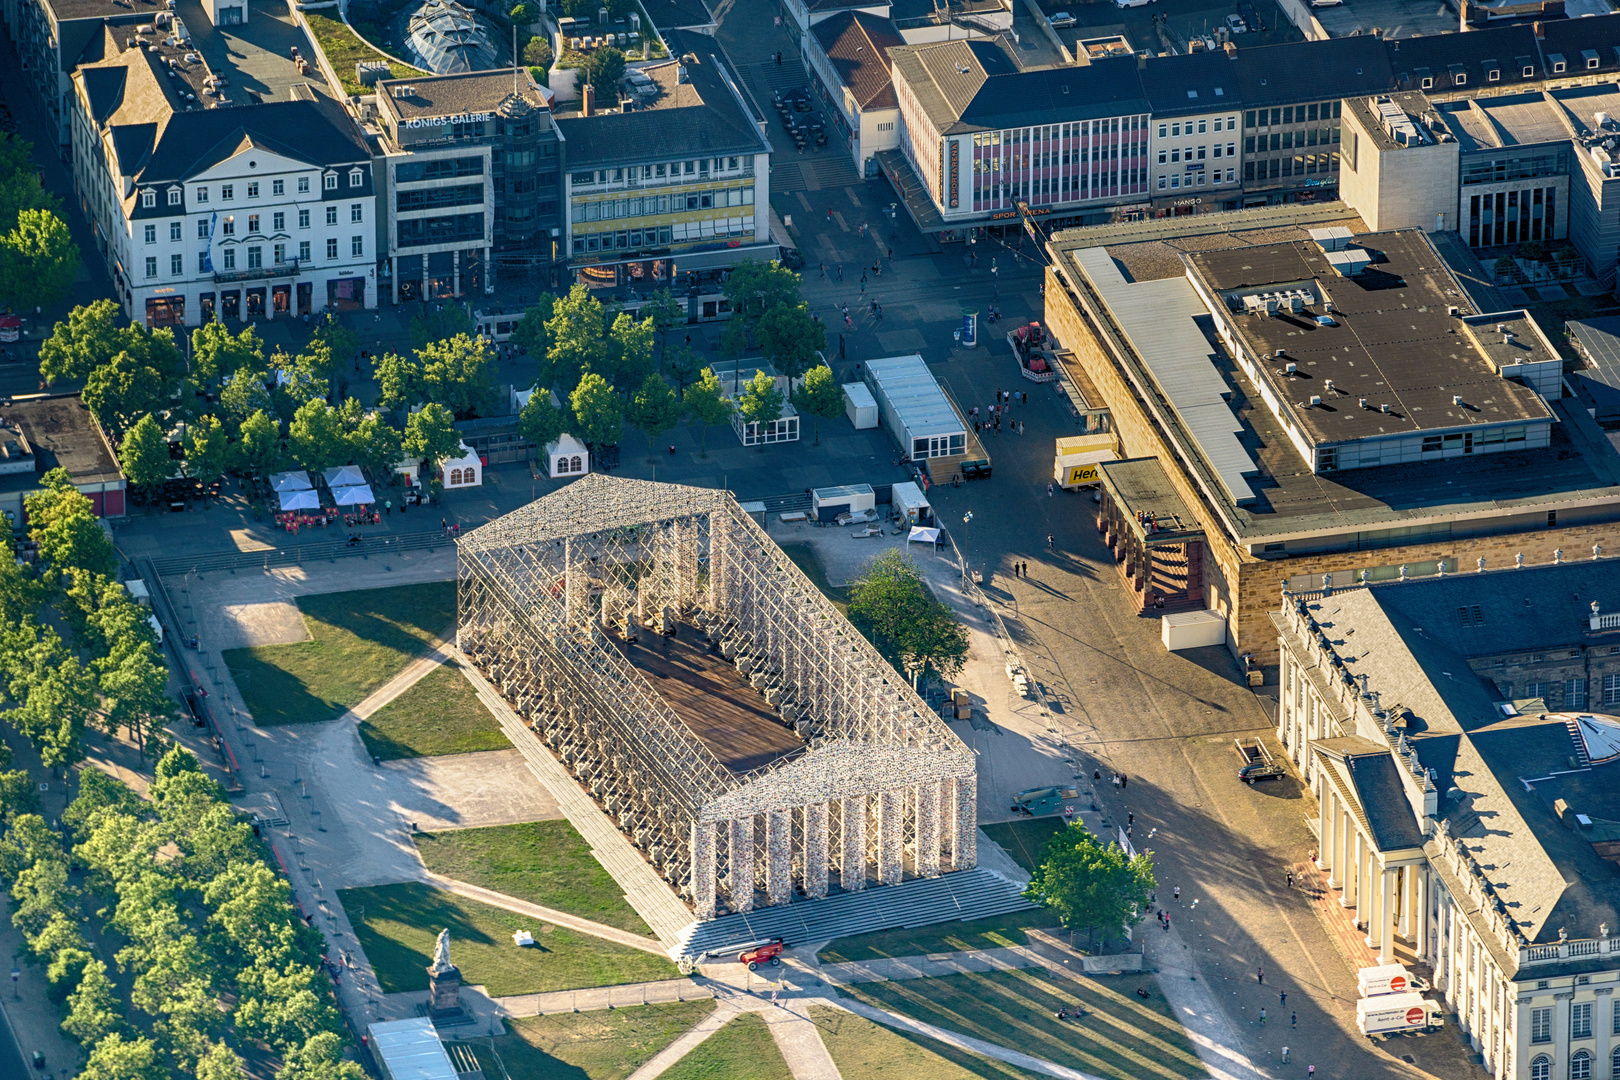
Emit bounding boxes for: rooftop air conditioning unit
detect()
[1285,362,1297,374]
[1310,395,1322,406]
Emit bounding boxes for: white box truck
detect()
[1357,993,1443,1037]
[1358,964,1424,997]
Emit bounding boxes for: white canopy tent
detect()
[323,465,365,489]
[332,484,375,506]
[907,526,942,548]
[271,470,313,493]
[277,489,321,511]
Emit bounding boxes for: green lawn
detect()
[661,1012,790,1080]
[981,818,1067,873]
[810,1005,1042,1080]
[304,11,423,96]
[453,1001,716,1080]
[816,910,1061,964]
[339,883,678,997]
[359,662,507,760]
[841,970,1204,1080]
[223,582,455,726]
[780,543,849,615]
[414,822,656,937]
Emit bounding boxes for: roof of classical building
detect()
[1288,577,1620,954]
[1230,36,1394,108]
[1385,23,1542,94]
[1141,50,1242,118]
[554,30,767,169]
[75,39,371,216]
[889,39,1147,135]
[810,10,905,112]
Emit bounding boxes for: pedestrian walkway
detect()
[626,1001,742,1080]
[423,873,669,956]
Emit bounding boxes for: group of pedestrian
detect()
[1011,561,1029,577]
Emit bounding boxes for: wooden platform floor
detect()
[611,625,804,775]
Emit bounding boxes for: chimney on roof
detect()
[582,82,595,116]
[1534,19,1545,36]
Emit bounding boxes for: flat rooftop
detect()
[171,0,332,103]
[1185,231,1554,448]
[1435,90,1572,151]
[611,624,804,775]
[1100,458,1204,543]
[0,395,121,492]
[1053,230,1620,544]
[376,69,551,123]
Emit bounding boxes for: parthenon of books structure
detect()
[456,474,977,918]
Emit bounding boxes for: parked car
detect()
[1309,0,1343,8]
[778,247,804,270]
[1226,13,1248,31]
[1048,10,1077,26]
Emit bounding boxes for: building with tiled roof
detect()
[1275,563,1620,1080]
[803,9,905,175]
[71,31,376,326]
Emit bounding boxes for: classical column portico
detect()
[764,809,791,907]
[728,816,754,913]
[840,795,866,891]
[802,803,828,899]
[1377,866,1394,962]
[691,820,716,920]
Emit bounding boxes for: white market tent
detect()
[323,465,365,489]
[546,433,590,478]
[907,525,941,548]
[278,489,321,511]
[271,470,313,493]
[332,484,375,506]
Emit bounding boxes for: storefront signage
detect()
[1063,463,1102,486]
[989,206,1051,220]
[948,141,959,208]
[407,112,492,129]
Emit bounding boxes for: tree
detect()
[408,304,474,351]
[587,46,626,90]
[118,414,172,495]
[351,415,403,482]
[1024,823,1156,952]
[791,364,844,445]
[641,289,684,354]
[757,302,824,387]
[84,350,172,435]
[510,1,534,22]
[608,312,656,391]
[737,370,784,429]
[269,347,327,412]
[683,368,734,457]
[62,769,143,843]
[61,960,123,1045]
[417,333,497,417]
[234,410,283,476]
[220,369,274,430]
[287,400,350,475]
[39,300,125,384]
[0,135,56,237]
[26,470,116,579]
[402,403,462,465]
[847,549,969,682]
[630,374,681,455]
[720,260,802,358]
[185,414,228,488]
[1,208,79,315]
[510,293,557,366]
[517,388,565,451]
[662,343,702,395]
[277,1031,367,1080]
[374,351,423,412]
[314,313,357,373]
[79,1033,167,1080]
[546,285,609,393]
[523,35,553,75]
[194,1041,246,1080]
[569,372,624,447]
[190,321,262,386]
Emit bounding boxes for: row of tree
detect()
[0,134,79,317]
[0,750,361,1079]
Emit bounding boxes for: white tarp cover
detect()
[277,489,321,511]
[271,470,313,493]
[331,484,375,506]
[323,465,365,488]
[908,526,941,543]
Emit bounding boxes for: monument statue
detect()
[425,928,464,1018]
[430,928,454,976]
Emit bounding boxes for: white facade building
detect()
[72,34,376,328]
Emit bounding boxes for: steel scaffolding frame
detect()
[457,475,976,917]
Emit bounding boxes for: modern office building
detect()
[372,69,561,300]
[1274,565,1620,1080]
[556,30,773,293]
[1045,225,1620,661]
[72,29,377,325]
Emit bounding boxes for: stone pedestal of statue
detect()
[425,928,465,1020]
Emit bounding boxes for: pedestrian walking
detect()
[820,262,826,277]
[860,279,866,295]
[1282,1047,1290,1064]
[1047,482,1054,496]
[1174,886,1181,901]
[1309,1066,1315,1078]
[1163,912,1170,931]
[1048,534,1055,548]
[888,246,894,260]
[1121,773,1128,790]
[1286,871,1295,890]
[1291,1011,1297,1028]
[1021,561,1027,576]
[1257,966,1264,985]
[385,499,392,515]
[827,207,834,221]
[836,264,844,281]
[1128,811,1134,825]
[1280,991,1287,1008]
[1019,420,1025,434]
[1094,769,1101,781]
[1260,1008,1267,1026]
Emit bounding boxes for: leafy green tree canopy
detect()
[190,321,263,386]
[757,302,824,384]
[847,549,968,680]
[287,399,350,475]
[1,207,79,315]
[737,369,784,426]
[569,371,624,447]
[517,387,565,450]
[234,410,283,476]
[402,402,462,465]
[791,363,844,444]
[682,367,734,457]
[1024,823,1156,950]
[117,413,173,491]
[629,373,681,453]
[546,285,609,394]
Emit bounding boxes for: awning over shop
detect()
[332,484,374,506]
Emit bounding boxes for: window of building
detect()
[1603,674,1620,705]
[272,179,284,196]
[222,184,234,200]
[349,168,364,187]
[351,203,363,223]
[273,212,284,231]
[273,243,285,264]
[246,247,261,269]
[326,206,338,226]
[197,253,208,273]
[299,240,310,262]
[324,173,337,191]
[1532,1057,1551,1080]
[326,238,338,259]
[1158,176,1167,189]
[248,215,260,233]
[247,182,259,199]
[1456,73,1467,85]
[351,235,363,257]
[144,256,156,278]
[1533,1009,1553,1043]
[299,209,310,229]
[1571,1052,1591,1080]
[197,219,209,240]
[1573,1003,1593,1040]
[1524,65,1536,77]
[298,177,310,193]
[196,186,209,203]
[1554,60,1567,74]
[1158,124,1168,137]
[144,224,157,244]
[222,249,235,270]
[1489,67,1501,81]
[167,188,182,206]
[1567,679,1587,708]
[170,253,182,275]
[1613,998,1620,1034]
[222,218,235,236]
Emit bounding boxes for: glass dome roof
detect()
[404,0,498,75]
